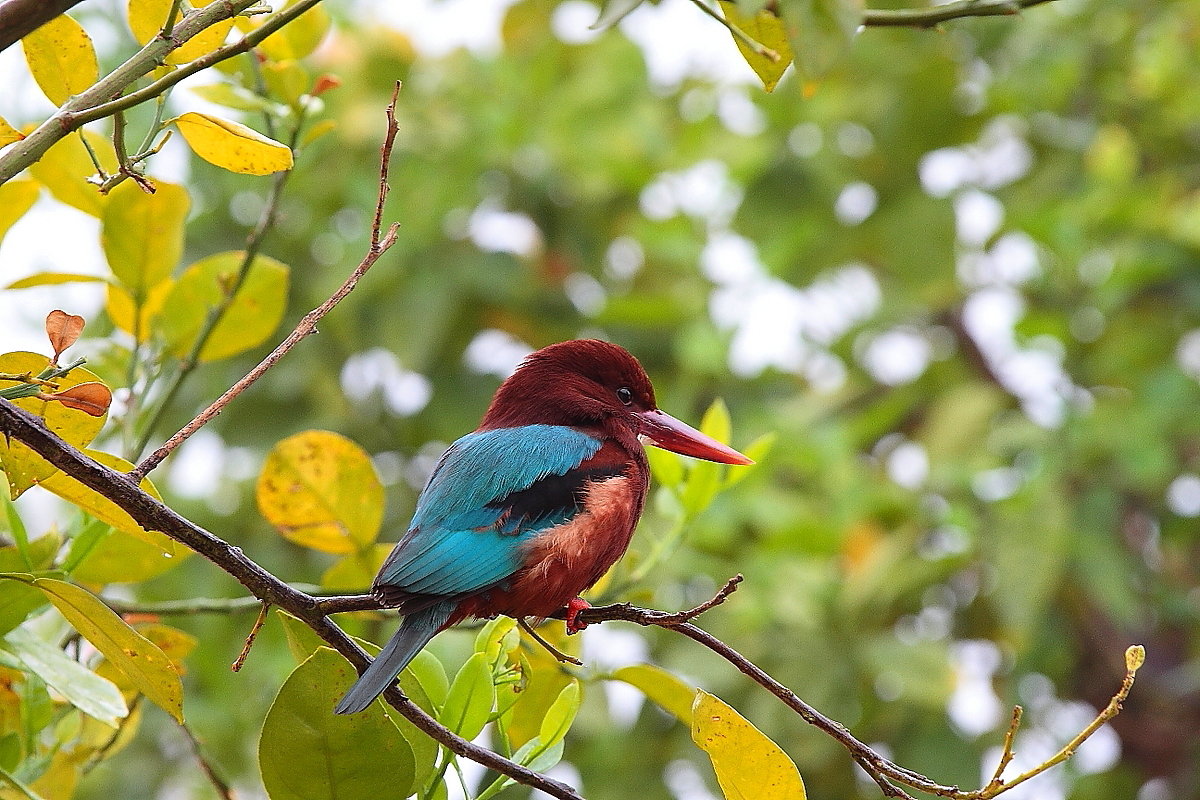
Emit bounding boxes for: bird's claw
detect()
[565,597,591,634]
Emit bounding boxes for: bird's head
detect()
[480,339,752,465]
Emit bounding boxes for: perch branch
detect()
[0,397,582,800]
[861,0,1059,28]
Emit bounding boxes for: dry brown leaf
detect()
[45,310,85,363]
[45,382,112,416]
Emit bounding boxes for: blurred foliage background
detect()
[2,0,1199,797]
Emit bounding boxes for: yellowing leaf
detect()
[256,431,385,554]
[157,251,289,361]
[717,2,794,93]
[501,624,580,748]
[612,664,696,722]
[27,129,116,217]
[101,180,189,294]
[691,691,806,800]
[0,352,108,498]
[173,112,293,175]
[0,116,23,149]
[105,279,174,342]
[0,180,38,248]
[127,0,235,64]
[253,0,332,61]
[21,14,99,105]
[5,272,104,289]
[40,450,187,561]
[32,578,184,723]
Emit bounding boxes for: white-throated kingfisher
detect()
[334,339,751,714]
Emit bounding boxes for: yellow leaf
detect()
[717,2,795,93]
[0,116,23,149]
[253,0,332,61]
[33,578,184,723]
[157,251,289,361]
[0,180,39,248]
[256,431,385,554]
[5,272,104,289]
[691,691,806,800]
[0,352,108,498]
[101,180,190,293]
[21,14,99,105]
[40,450,187,560]
[173,112,293,175]
[127,0,235,64]
[612,664,696,722]
[105,279,174,342]
[27,129,116,217]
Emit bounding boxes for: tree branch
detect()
[0,0,87,53]
[861,0,1059,28]
[130,80,403,479]
[0,0,326,186]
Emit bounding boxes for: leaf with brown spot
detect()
[45,310,84,363]
[44,382,111,417]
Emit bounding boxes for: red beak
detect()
[637,409,754,465]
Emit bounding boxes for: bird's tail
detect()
[333,600,456,715]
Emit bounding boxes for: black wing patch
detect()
[486,464,627,533]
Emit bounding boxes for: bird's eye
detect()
[616,387,634,406]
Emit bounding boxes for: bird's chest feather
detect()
[469,475,640,618]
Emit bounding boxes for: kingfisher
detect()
[334,339,751,714]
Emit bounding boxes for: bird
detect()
[334,339,751,714]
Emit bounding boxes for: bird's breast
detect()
[467,473,642,619]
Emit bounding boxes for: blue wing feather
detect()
[376,425,602,597]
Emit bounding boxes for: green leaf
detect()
[717,2,795,92]
[4,272,105,290]
[158,250,290,362]
[259,648,415,800]
[276,609,329,663]
[3,626,126,727]
[0,581,48,637]
[31,578,183,723]
[646,445,685,488]
[439,652,495,740]
[612,664,696,722]
[101,180,190,295]
[256,430,385,554]
[189,83,279,113]
[537,681,580,747]
[691,691,806,800]
[723,432,773,489]
[474,615,519,668]
[21,14,99,106]
[0,180,39,249]
[700,398,733,447]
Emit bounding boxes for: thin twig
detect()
[687,0,780,62]
[985,706,1023,789]
[862,0,1057,28]
[130,80,403,479]
[518,618,583,666]
[231,600,271,671]
[179,720,235,800]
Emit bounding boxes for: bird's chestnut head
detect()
[480,339,751,465]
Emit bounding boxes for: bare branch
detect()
[862,0,1059,28]
[0,0,87,53]
[130,80,404,480]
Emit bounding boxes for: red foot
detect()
[565,597,591,634]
